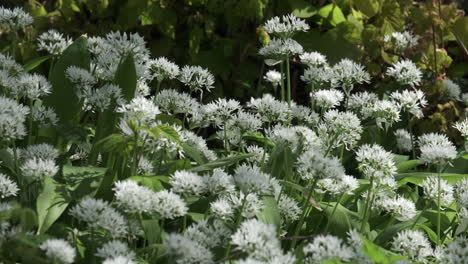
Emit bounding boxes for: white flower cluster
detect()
[355,144,397,184]
[421,176,454,206]
[0,96,29,142]
[19,143,59,182]
[390,89,427,118]
[318,110,363,149]
[384,31,418,52]
[442,79,461,101]
[179,66,215,94]
[259,38,304,58]
[39,239,76,264]
[331,58,370,93]
[391,230,433,262]
[386,59,422,87]
[312,89,344,110]
[37,29,73,56]
[263,13,309,38]
[0,6,33,31]
[454,118,468,137]
[394,129,412,152]
[0,173,18,198]
[149,57,180,82]
[418,133,457,166]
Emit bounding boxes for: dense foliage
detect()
[0,1,468,264]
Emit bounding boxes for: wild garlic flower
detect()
[421,176,454,206]
[316,175,359,196]
[210,198,235,220]
[113,180,155,213]
[301,66,336,88]
[102,256,136,264]
[442,79,461,101]
[386,59,422,87]
[303,235,355,264]
[331,59,370,93]
[377,196,416,221]
[31,105,58,127]
[37,30,73,56]
[391,230,433,262]
[246,145,269,165]
[181,130,217,161]
[0,97,29,141]
[454,118,468,137]
[229,192,264,219]
[462,93,468,105]
[171,170,207,196]
[390,89,427,118]
[21,143,59,161]
[364,99,400,129]
[13,73,52,100]
[86,84,123,112]
[152,190,188,219]
[0,53,23,75]
[39,239,76,264]
[263,14,309,38]
[95,240,135,260]
[263,70,282,87]
[259,38,303,58]
[455,179,468,208]
[318,110,363,149]
[20,158,58,181]
[300,51,327,67]
[137,156,154,175]
[277,195,301,222]
[418,133,457,166]
[267,125,322,153]
[291,104,320,126]
[297,149,345,180]
[248,94,291,123]
[155,89,200,116]
[203,169,235,194]
[165,233,214,264]
[117,96,161,126]
[185,219,230,249]
[384,31,418,52]
[179,65,215,94]
[226,111,262,135]
[0,7,33,31]
[69,198,128,237]
[203,98,241,126]
[312,89,344,109]
[234,164,274,194]
[355,144,397,181]
[347,91,378,117]
[438,236,468,264]
[231,219,282,261]
[0,173,18,198]
[149,57,180,82]
[394,129,412,152]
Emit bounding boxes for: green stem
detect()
[156,80,162,94]
[27,100,34,145]
[325,193,344,232]
[360,175,375,232]
[437,166,442,245]
[224,196,247,258]
[290,178,318,249]
[286,56,291,107]
[130,133,139,176]
[280,62,285,102]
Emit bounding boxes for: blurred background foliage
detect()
[2,0,468,142]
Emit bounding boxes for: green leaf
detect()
[243,132,275,148]
[23,55,51,72]
[317,4,346,27]
[353,0,382,18]
[267,141,294,180]
[142,219,162,244]
[190,154,254,173]
[127,175,165,192]
[416,223,439,244]
[287,0,317,18]
[397,173,468,186]
[256,196,281,228]
[36,177,70,234]
[44,37,90,125]
[154,124,180,143]
[374,220,415,246]
[188,212,206,222]
[181,143,209,165]
[396,160,421,173]
[322,202,360,235]
[453,17,468,57]
[361,235,407,263]
[114,54,137,101]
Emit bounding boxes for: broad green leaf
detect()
[190,154,254,173]
[37,177,69,234]
[374,220,416,246]
[62,165,106,199]
[453,17,468,57]
[44,37,90,125]
[288,0,317,18]
[256,196,281,228]
[188,212,205,222]
[353,0,382,18]
[10,208,38,231]
[267,141,294,180]
[142,219,162,244]
[181,143,209,165]
[361,235,407,263]
[396,160,421,173]
[322,202,360,235]
[397,173,468,186]
[392,154,409,164]
[317,4,346,27]
[155,124,181,143]
[127,175,165,192]
[416,223,438,244]
[243,132,275,148]
[23,55,51,72]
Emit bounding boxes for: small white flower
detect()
[150,57,180,82]
[332,58,370,93]
[364,99,400,129]
[203,168,235,194]
[297,149,345,180]
[21,143,59,161]
[422,176,454,206]
[303,234,355,264]
[355,144,397,181]
[0,173,18,198]
[259,38,303,58]
[37,29,73,56]
[394,129,413,152]
[155,89,200,116]
[31,105,58,127]
[391,230,433,262]
[318,110,362,149]
[418,133,457,166]
[312,89,344,109]
[152,190,188,219]
[454,118,468,137]
[386,59,422,87]
[210,198,234,220]
[263,14,309,38]
[267,125,322,153]
[185,219,230,249]
[171,170,206,196]
[377,196,416,221]
[0,53,23,75]
[0,7,33,31]
[442,79,461,101]
[301,66,336,88]
[179,65,215,94]
[103,256,136,264]
[39,239,76,264]
[95,240,135,260]
[165,233,214,264]
[300,51,327,67]
[203,98,241,126]
[384,31,418,52]
[234,164,274,194]
[263,70,282,87]
[439,236,468,264]
[248,94,290,123]
[13,73,52,100]
[113,180,155,214]
[277,195,301,222]
[390,89,427,118]
[0,97,29,141]
[348,91,378,117]
[21,158,59,181]
[246,145,269,165]
[455,179,468,208]
[117,96,161,126]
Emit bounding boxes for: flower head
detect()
[0,173,18,198]
[418,133,457,166]
[37,29,73,56]
[394,129,412,152]
[171,170,207,196]
[263,70,282,87]
[259,38,303,58]
[384,31,418,52]
[386,59,422,87]
[303,235,355,264]
[300,52,327,67]
[442,79,461,101]
[390,89,427,118]
[318,110,362,149]
[422,176,454,206]
[0,7,33,31]
[391,230,433,262]
[40,239,76,264]
[263,14,309,38]
[312,89,344,109]
[179,66,215,94]
[150,57,180,82]
[332,59,370,92]
[0,96,29,141]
